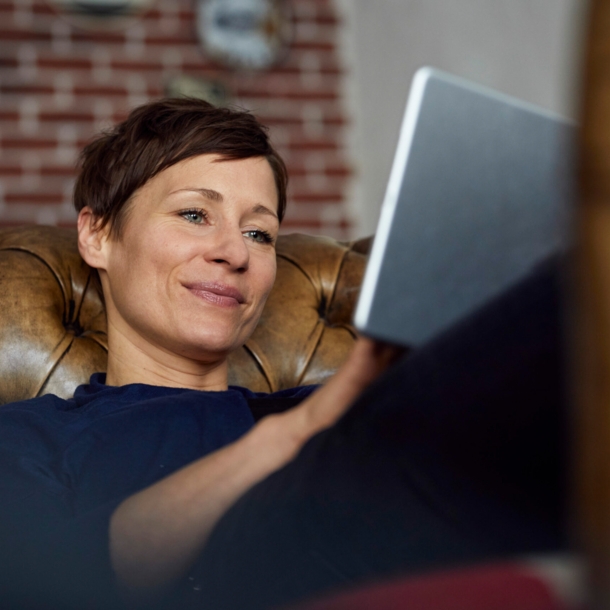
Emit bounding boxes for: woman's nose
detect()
[205,226,250,271]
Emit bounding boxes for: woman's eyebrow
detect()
[252,204,279,220]
[171,187,224,202]
[171,188,278,220]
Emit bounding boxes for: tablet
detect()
[354,67,574,347]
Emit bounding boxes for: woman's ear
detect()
[77,207,110,270]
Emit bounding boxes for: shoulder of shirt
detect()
[231,385,320,400]
[0,393,73,413]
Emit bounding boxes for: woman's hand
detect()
[293,337,406,436]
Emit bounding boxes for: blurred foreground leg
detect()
[187,260,567,610]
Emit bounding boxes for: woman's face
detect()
[94,154,280,364]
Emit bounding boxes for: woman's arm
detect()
[109,338,400,594]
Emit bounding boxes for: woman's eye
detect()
[180,209,207,224]
[244,229,274,244]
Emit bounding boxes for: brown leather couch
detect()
[0,225,370,406]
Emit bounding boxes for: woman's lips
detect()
[185,282,245,308]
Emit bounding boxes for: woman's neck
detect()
[104,322,230,391]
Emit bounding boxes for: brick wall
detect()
[0,0,354,238]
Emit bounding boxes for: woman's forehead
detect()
[128,155,279,215]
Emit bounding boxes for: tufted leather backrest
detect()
[0,225,370,405]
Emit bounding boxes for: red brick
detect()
[0,0,353,235]
[5,193,64,204]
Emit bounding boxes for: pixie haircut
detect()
[73,97,288,237]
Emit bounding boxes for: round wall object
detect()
[197,0,293,70]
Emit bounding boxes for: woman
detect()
[0,97,397,609]
[0,97,566,610]
[76,97,397,597]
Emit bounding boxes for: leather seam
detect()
[33,332,75,398]
[325,247,350,320]
[242,342,274,392]
[81,332,109,353]
[70,267,91,327]
[295,321,325,387]
[0,246,71,315]
[276,253,319,298]
[277,249,348,319]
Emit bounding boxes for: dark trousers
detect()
[186,260,568,610]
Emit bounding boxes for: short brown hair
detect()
[74,98,288,237]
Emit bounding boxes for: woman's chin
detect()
[168,332,243,364]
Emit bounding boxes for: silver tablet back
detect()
[354,67,574,347]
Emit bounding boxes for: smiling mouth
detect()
[185,282,245,308]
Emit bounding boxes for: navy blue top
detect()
[0,374,316,609]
